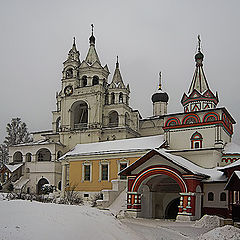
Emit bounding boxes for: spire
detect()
[181,35,218,112]
[188,35,209,94]
[89,23,95,45]
[158,72,162,90]
[110,56,125,88]
[85,24,101,65]
[64,37,80,63]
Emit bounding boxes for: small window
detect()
[82,76,87,87]
[194,142,200,149]
[66,68,73,78]
[101,164,108,181]
[119,92,123,103]
[93,76,99,85]
[120,163,127,180]
[84,165,91,181]
[111,93,115,104]
[84,193,89,198]
[208,192,214,201]
[220,192,226,201]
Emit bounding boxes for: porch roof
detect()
[224,171,240,191]
[120,149,226,182]
[5,163,23,173]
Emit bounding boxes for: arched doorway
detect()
[165,198,180,219]
[134,167,187,219]
[37,178,49,194]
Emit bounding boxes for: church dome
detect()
[195,51,204,61]
[152,90,169,103]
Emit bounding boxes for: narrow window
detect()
[82,76,87,87]
[111,93,115,104]
[101,164,108,181]
[119,92,123,103]
[208,192,214,201]
[84,165,90,181]
[120,163,127,180]
[220,192,226,201]
[93,76,99,85]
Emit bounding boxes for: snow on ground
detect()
[1,194,240,240]
[198,225,240,240]
[194,215,223,229]
[0,198,142,240]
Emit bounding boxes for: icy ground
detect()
[1,194,240,240]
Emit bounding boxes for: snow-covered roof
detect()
[5,163,23,172]
[235,171,240,179]
[223,142,240,154]
[158,149,226,182]
[218,159,240,170]
[121,148,226,182]
[13,139,63,147]
[60,135,165,159]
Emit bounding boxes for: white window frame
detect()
[82,161,92,182]
[99,160,109,182]
[117,158,129,180]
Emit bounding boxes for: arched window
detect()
[57,151,63,159]
[66,68,73,78]
[220,192,226,201]
[82,76,87,87]
[92,75,99,85]
[119,92,123,103]
[36,148,51,161]
[26,153,32,162]
[109,111,119,127]
[125,113,130,126]
[71,101,88,129]
[13,151,23,163]
[105,93,109,105]
[56,117,61,132]
[208,192,214,201]
[191,132,203,149]
[111,93,115,104]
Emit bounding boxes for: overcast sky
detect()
[0,0,240,144]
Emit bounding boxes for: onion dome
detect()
[151,72,169,103]
[152,89,169,103]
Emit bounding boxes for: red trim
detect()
[182,113,201,125]
[163,120,233,135]
[203,112,220,122]
[131,166,188,193]
[165,117,181,127]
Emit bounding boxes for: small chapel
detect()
[2,26,240,221]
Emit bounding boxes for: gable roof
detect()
[120,149,226,182]
[5,163,23,173]
[224,171,240,191]
[60,135,165,159]
[223,142,240,155]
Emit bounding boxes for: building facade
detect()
[3,29,240,220]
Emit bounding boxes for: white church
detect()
[1,26,240,221]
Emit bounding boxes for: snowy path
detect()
[121,218,209,240]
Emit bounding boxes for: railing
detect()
[74,123,88,130]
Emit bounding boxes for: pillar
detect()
[60,163,67,197]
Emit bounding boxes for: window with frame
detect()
[208,192,214,201]
[120,163,127,180]
[101,164,108,181]
[220,192,226,201]
[84,165,91,181]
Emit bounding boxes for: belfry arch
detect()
[70,101,88,130]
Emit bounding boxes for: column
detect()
[60,163,67,197]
